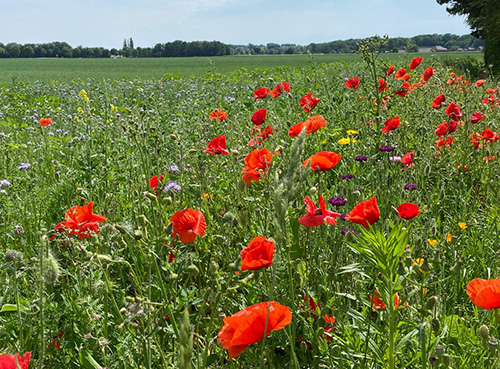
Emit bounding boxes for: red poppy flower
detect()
[241,148,273,184]
[248,125,275,148]
[204,135,229,155]
[302,295,321,312]
[288,115,327,137]
[475,79,486,88]
[271,82,290,98]
[370,290,400,311]
[298,195,340,227]
[253,88,270,100]
[299,92,320,113]
[386,65,394,77]
[39,118,52,127]
[54,202,107,239]
[431,94,445,109]
[435,121,458,136]
[251,109,266,125]
[150,174,164,195]
[323,315,336,342]
[435,136,454,148]
[380,117,400,134]
[169,209,206,243]
[397,203,420,220]
[345,197,379,229]
[48,333,65,351]
[482,129,499,143]
[409,57,423,71]
[445,102,462,120]
[487,88,497,94]
[401,74,411,82]
[218,301,292,359]
[470,112,484,124]
[0,352,31,369]
[467,278,500,310]
[423,67,434,82]
[401,151,415,170]
[470,132,483,149]
[302,151,342,172]
[238,236,275,272]
[395,68,406,79]
[345,77,360,90]
[394,82,410,97]
[378,78,388,92]
[209,108,228,121]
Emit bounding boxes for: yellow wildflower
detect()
[76,107,84,115]
[346,129,359,135]
[202,193,213,200]
[427,239,437,247]
[446,233,452,243]
[338,137,356,145]
[458,222,467,230]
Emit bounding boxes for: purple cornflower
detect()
[0,179,11,188]
[380,145,394,152]
[341,227,359,236]
[339,214,347,221]
[355,156,368,162]
[167,164,179,173]
[329,197,346,207]
[163,180,181,193]
[18,163,31,170]
[342,174,354,180]
[404,183,418,191]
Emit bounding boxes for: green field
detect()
[0,52,483,83]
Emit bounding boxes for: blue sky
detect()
[1,0,471,48]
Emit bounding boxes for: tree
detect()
[129,37,134,49]
[437,0,500,73]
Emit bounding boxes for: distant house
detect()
[417,46,448,53]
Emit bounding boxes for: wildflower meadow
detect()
[1,38,499,368]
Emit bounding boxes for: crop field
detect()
[0,52,483,84]
[0,43,499,369]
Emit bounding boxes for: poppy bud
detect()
[237,179,246,192]
[480,325,490,340]
[309,187,317,195]
[488,338,498,352]
[451,255,464,275]
[166,269,178,281]
[223,211,237,225]
[169,134,178,140]
[187,264,199,277]
[425,296,438,311]
[138,215,151,226]
[76,187,84,195]
[163,196,172,205]
[209,261,219,276]
[55,170,60,180]
[188,148,198,155]
[4,249,22,263]
[43,255,60,286]
[431,318,441,335]
[230,149,240,155]
[114,224,129,234]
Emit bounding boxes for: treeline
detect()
[0,34,484,58]
[0,40,229,58]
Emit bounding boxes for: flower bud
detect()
[187,264,199,277]
[309,187,317,195]
[431,318,441,335]
[480,325,490,340]
[425,296,438,311]
[76,187,84,195]
[452,255,464,275]
[169,134,178,140]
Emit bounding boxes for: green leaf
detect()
[79,350,101,369]
[1,304,20,312]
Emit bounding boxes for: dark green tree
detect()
[437,0,500,73]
